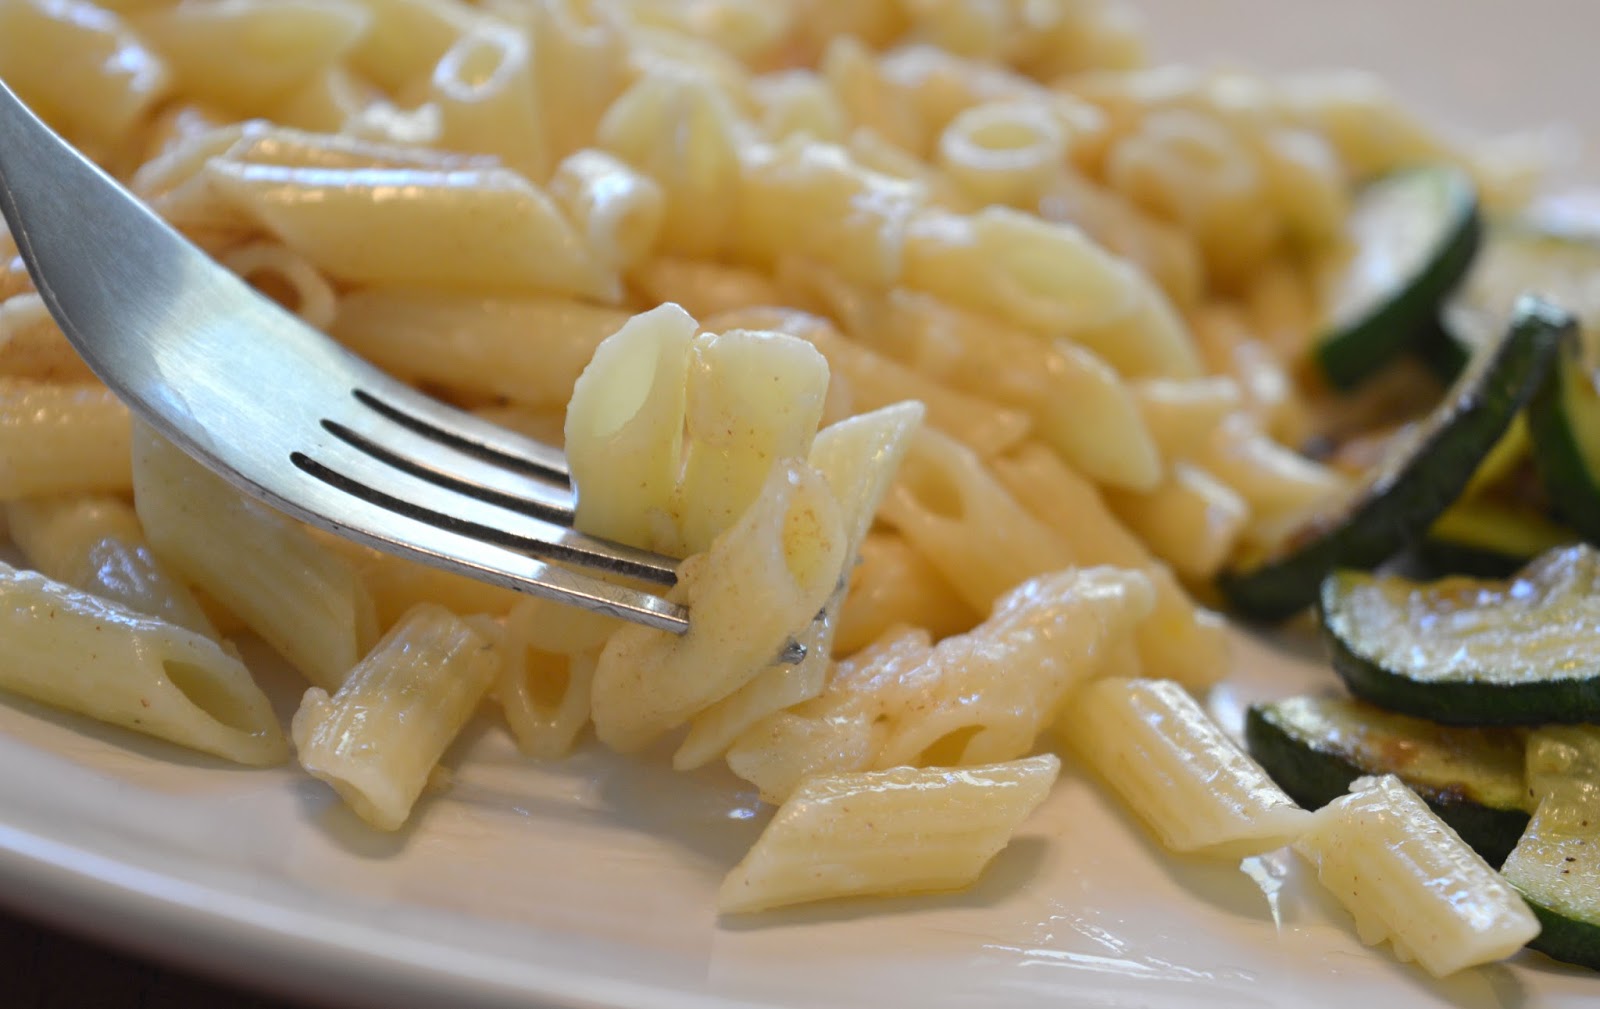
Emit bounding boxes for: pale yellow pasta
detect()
[0,562,285,765]
[1061,678,1311,857]
[6,495,216,638]
[718,755,1059,914]
[727,628,933,803]
[1133,376,1243,463]
[0,294,98,382]
[0,380,132,500]
[873,566,1154,768]
[423,21,547,183]
[624,24,756,106]
[590,460,845,751]
[331,289,631,410]
[737,137,926,289]
[752,69,848,144]
[131,0,369,117]
[621,0,791,65]
[343,0,478,93]
[822,281,1160,490]
[674,657,826,772]
[494,640,596,762]
[131,425,378,692]
[674,401,924,767]
[597,70,743,259]
[1104,463,1249,581]
[1036,169,1203,309]
[203,161,615,300]
[335,541,523,630]
[1253,126,1349,246]
[879,427,1075,613]
[707,306,1031,460]
[1104,107,1280,291]
[937,100,1067,208]
[992,444,1230,689]
[821,35,925,155]
[1279,70,1455,180]
[563,303,694,549]
[0,0,170,158]
[675,329,830,554]
[269,65,377,135]
[833,532,977,657]
[902,206,1140,339]
[217,241,339,332]
[294,604,499,830]
[502,0,630,163]
[548,149,665,275]
[1198,413,1348,525]
[628,258,783,321]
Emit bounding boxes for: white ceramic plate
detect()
[4,3,1600,1008]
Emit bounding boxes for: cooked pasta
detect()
[0,0,1558,948]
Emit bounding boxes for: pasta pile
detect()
[0,0,1538,929]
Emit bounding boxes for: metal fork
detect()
[0,79,715,643]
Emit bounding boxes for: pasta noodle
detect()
[0,0,1554,936]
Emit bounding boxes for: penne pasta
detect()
[0,562,285,765]
[294,604,499,829]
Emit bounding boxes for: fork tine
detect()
[306,412,678,585]
[351,384,571,484]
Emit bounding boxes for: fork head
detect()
[0,77,691,636]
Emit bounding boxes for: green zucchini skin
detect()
[1316,168,1482,390]
[1528,338,1600,546]
[1219,300,1570,622]
[1244,702,1529,867]
[1519,899,1600,971]
[1321,580,1600,728]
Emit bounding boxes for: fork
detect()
[0,78,739,648]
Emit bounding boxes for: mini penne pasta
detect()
[1060,678,1311,857]
[590,460,845,751]
[833,532,978,656]
[597,70,743,259]
[204,160,616,300]
[0,562,285,765]
[1133,376,1244,463]
[628,258,783,322]
[1103,463,1249,581]
[493,638,597,762]
[992,445,1231,689]
[131,0,369,117]
[937,100,1067,209]
[736,136,926,289]
[293,604,499,830]
[343,0,479,93]
[673,401,924,768]
[726,627,933,803]
[871,566,1154,768]
[548,149,665,275]
[131,425,378,691]
[330,289,632,410]
[0,294,98,383]
[0,380,132,501]
[0,0,170,156]
[717,754,1059,914]
[426,21,547,183]
[7,495,216,638]
[705,306,1031,460]
[878,427,1074,613]
[675,328,830,553]
[1293,776,1540,977]
[563,303,694,550]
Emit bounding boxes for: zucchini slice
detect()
[1419,497,1577,579]
[1320,545,1600,725]
[1442,225,1600,371]
[1529,329,1600,545]
[1315,166,1481,390]
[1502,726,1600,970]
[1245,696,1530,867]
[1219,300,1569,621]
